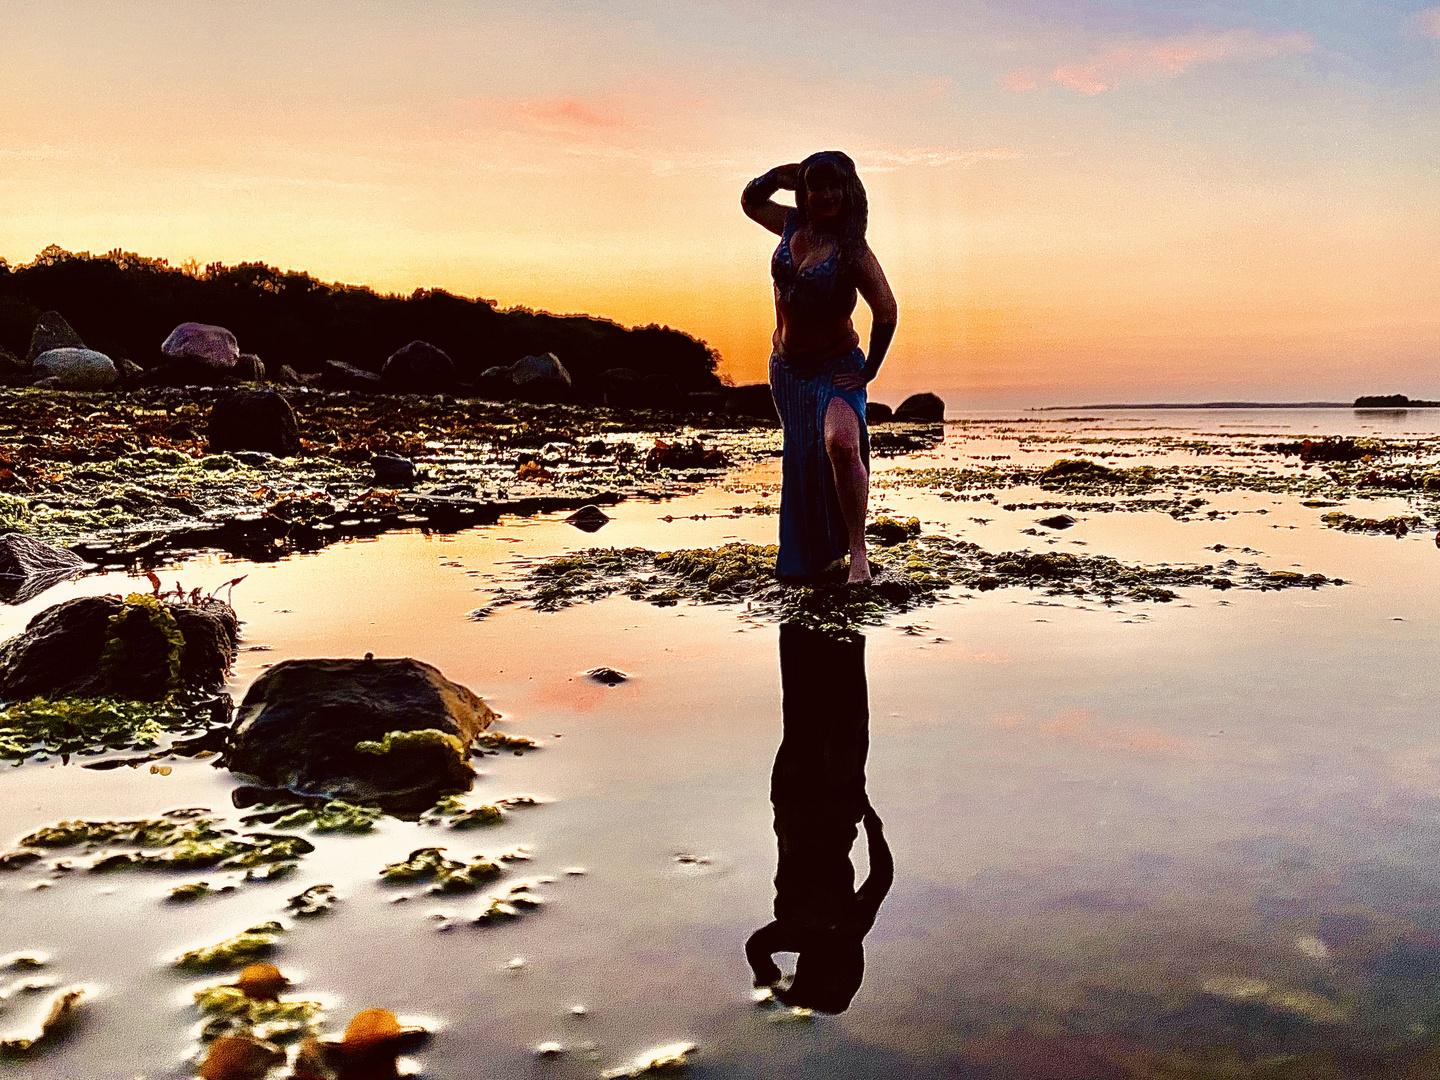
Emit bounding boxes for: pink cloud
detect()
[516,96,631,132]
[1001,68,1039,92]
[1419,7,1440,40]
[1010,27,1313,96]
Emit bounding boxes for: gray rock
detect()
[0,594,238,701]
[372,455,416,486]
[31,348,118,390]
[234,353,266,382]
[865,401,894,424]
[115,356,145,386]
[586,666,628,685]
[382,341,457,394]
[1037,514,1077,530]
[207,389,300,457]
[274,364,303,386]
[233,451,275,468]
[224,657,495,809]
[894,392,945,422]
[161,322,239,370]
[509,353,571,403]
[26,311,85,363]
[0,534,84,605]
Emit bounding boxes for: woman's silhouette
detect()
[742,152,898,584]
[747,623,893,1013]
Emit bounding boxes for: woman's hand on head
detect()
[774,163,802,189]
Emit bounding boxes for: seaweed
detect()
[260,800,383,835]
[0,987,85,1058]
[379,847,503,893]
[355,728,466,764]
[0,693,227,763]
[285,883,337,917]
[15,813,312,875]
[865,515,921,545]
[174,922,287,973]
[97,593,185,694]
[1320,511,1427,537]
[424,796,504,829]
[476,731,539,754]
[194,982,323,1045]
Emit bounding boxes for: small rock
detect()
[566,505,610,532]
[865,401,894,424]
[114,356,145,386]
[25,311,85,364]
[382,341,457,394]
[509,352,572,403]
[536,1041,566,1056]
[0,534,84,605]
[273,364,303,385]
[586,667,628,685]
[319,360,382,392]
[232,451,274,468]
[372,455,416,486]
[233,353,266,382]
[894,392,945,422]
[161,322,239,370]
[31,348,118,390]
[1037,514,1077,530]
[207,388,300,457]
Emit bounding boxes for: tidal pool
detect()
[3,409,1440,1078]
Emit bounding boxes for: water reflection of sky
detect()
[2,411,1439,1078]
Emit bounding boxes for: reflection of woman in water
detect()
[742,152,898,585]
[747,623,894,1013]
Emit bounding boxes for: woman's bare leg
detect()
[824,398,870,584]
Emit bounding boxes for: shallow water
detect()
[4,410,1440,1078]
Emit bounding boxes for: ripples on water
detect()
[3,409,1440,1078]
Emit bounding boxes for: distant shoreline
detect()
[1034,401,1440,411]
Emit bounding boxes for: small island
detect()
[1353,394,1440,408]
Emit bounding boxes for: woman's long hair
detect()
[793,150,868,266]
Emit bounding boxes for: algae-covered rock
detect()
[286,884,337,917]
[175,922,287,973]
[18,812,312,876]
[424,795,503,829]
[224,658,495,810]
[197,1031,285,1079]
[31,347,118,390]
[0,594,238,701]
[195,978,322,1044]
[261,800,383,834]
[865,516,920,545]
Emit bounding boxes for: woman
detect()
[742,151,897,585]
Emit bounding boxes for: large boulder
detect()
[0,534,84,605]
[0,594,238,701]
[509,353,571,403]
[224,658,495,809]
[234,353,266,382]
[865,402,894,424]
[26,311,85,363]
[31,348,119,390]
[207,389,300,457]
[894,392,945,422]
[162,323,240,371]
[381,341,456,394]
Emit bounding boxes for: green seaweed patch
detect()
[424,796,503,829]
[0,694,224,763]
[262,800,383,835]
[498,537,1346,631]
[16,813,312,875]
[285,883,337,917]
[1320,511,1427,537]
[174,922,286,973]
[194,983,323,1045]
[476,731,539,754]
[0,493,31,532]
[168,881,236,903]
[379,847,503,893]
[355,728,466,763]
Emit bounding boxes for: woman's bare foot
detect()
[846,551,872,585]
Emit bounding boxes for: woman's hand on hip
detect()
[831,371,869,391]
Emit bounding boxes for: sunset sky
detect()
[2,1,1437,406]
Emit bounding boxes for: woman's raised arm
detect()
[741,164,800,236]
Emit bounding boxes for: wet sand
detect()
[3,409,1440,1078]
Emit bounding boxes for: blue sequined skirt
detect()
[768,348,869,582]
